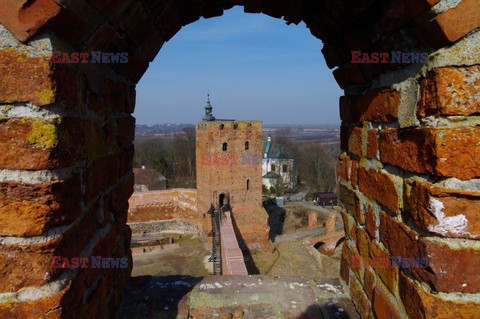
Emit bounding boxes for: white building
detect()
[262,137,298,193]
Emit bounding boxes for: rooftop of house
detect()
[262,171,280,179]
[262,138,296,159]
[133,167,166,187]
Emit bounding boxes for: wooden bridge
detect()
[209,207,249,276]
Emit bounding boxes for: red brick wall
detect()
[196,120,270,249]
[0,0,478,318]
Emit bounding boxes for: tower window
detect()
[233,123,238,129]
[245,141,249,150]
[247,179,250,191]
[271,164,276,171]
[222,143,228,151]
[219,124,224,130]
[282,164,288,173]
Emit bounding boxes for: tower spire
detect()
[203,93,215,121]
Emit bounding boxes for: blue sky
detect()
[134,6,343,125]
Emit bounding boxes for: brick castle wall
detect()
[196,120,270,249]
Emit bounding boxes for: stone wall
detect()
[128,188,209,241]
[128,189,201,225]
[0,0,478,318]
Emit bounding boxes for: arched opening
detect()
[222,142,228,151]
[245,141,249,150]
[246,179,250,191]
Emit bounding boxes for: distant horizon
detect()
[133,7,342,126]
[135,122,340,127]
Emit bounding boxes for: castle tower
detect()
[196,97,270,250]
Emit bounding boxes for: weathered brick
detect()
[0,210,97,292]
[0,0,61,42]
[365,206,377,238]
[406,180,480,239]
[380,0,412,34]
[418,66,480,117]
[380,212,480,293]
[357,226,370,257]
[155,1,182,41]
[404,0,440,18]
[86,154,120,201]
[117,53,149,83]
[322,42,348,69]
[358,167,401,213]
[0,175,82,236]
[350,274,371,319]
[337,153,351,181]
[111,173,134,213]
[367,130,378,159]
[400,272,480,319]
[89,79,129,113]
[340,254,350,284]
[340,89,400,123]
[86,0,128,21]
[340,126,362,156]
[351,159,358,187]
[373,284,405,319]
[0,284,67,318]
[244,0,262,13]
[0,118,60,170]
[421,0,480,46]
[333,64,366,89]
[369,240,398,294]
[338,153,359,188]
[116,116,136,146]
[345,210,358,243]
[126,84,137,113]
[343,239,364,282]
[379,127,480,180]
[0,49,54,106]
[119,144,134,178]
[363,267,376,301]
[339,184,361,223]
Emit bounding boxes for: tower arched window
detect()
[247,179,250,191]
[222,142,228,151]
[219,124,224,130]
[245,141,249,150]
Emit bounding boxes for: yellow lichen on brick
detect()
[34,88,55,106]
[27,119,58,149]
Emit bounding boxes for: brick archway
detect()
[0,0,479,318]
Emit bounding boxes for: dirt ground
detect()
[244,241,342,280]
[131,202,343,282]
[265,202,330,239]
[131,234,211,277]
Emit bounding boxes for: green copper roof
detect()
[262,139,296,159]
